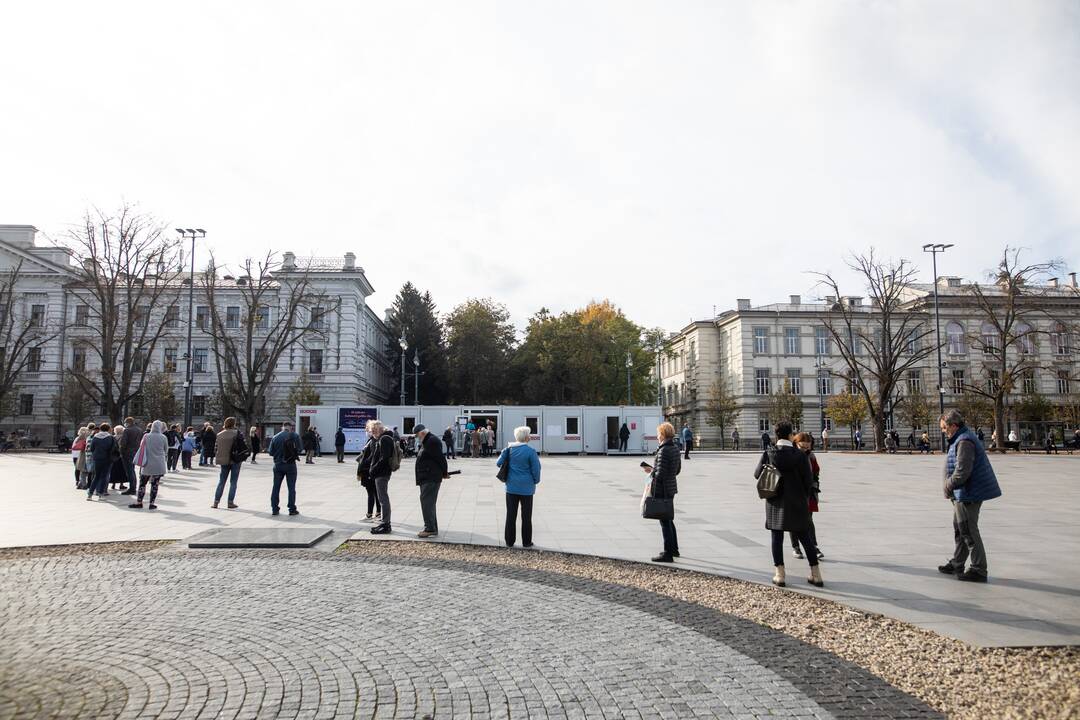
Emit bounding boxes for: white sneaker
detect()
[792,547,804,559]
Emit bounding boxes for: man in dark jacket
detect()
[368,421,397,534]
[201,423,217,466]
[938,409,1002,582]
[302,428,317,464]
[119,417,143,495]
[618,423,630,452]
[334,428,346,463]
[442,426,456,459]
[413,424,448,538]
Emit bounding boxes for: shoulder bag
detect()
[496,447,513,482]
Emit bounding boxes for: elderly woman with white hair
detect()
[129,420,169,510]
[495,426,542,547]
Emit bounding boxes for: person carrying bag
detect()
[640,422,681,563]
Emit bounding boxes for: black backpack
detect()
[283,434,301,464]
[230,431,250,464]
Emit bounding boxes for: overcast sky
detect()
[2,1,1077,335]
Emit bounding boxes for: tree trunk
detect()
[993,397,1007,453]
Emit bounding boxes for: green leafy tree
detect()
[384,282,448,404]
[704,375,740,449]
[445,298,516,404]
[138,371,181,423]
[767,380,804,429]
[1015,392,1052,422]
[895,388,933,433]
[826,390,868,446]
[286,370,321,409]
[956,392,994,433]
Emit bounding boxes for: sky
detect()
[1,1,1078,336]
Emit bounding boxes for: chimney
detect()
[736,298,751,311]
[1069,272,1078,288]
[282,252,296,270]
[223,274,235,281]
[236,276,248,286]
[789,295,801,306]
[1048,277,1059,288]
[344,252,356,270]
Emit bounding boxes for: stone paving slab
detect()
[2,451,1079,647]
[186,526,333,548]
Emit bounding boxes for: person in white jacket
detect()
[130,420,169,510]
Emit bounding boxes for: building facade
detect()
[661,282,1080,448]
[0,225,393,440]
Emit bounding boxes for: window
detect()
[820,415,832,431]
[133,350,148,373]
[193,348,208,373]
[755,368,771,395]
[196,306,210,329]
[1022,369,1037,394]
[18,393,33,415]
[565,417,579,435]
[946,322,965,354]
[758,414,770,433]
[1050,323,1070,355]
[753,327,769,354]
[309,306,327,330]
[26,347,41,372]
[814,327,830,356]
[1017,323,1035,354]
[852,335,863,356]
[29,304,45,327]
[785,368,802,394]
[226,306,240,329]
[192,395,206,416]
[784,327,800,355]
[133,306,148,328]
[129,395,144,417]
[255,305,270,330]
[689,340,696,365]
[525,416,538,435]
[403,417,416,434]
[987,369,1000,394]
[904,330,919,355]
[164,348,178,373]
[817,374,832,396]
[906,369,922,394]
[74,305,89,326]
[1057,370,1071,395]
[981,323,999,355]
[165,305,180,328]
[72,346,87,372]
[309,349,323,375]
[951,368,965,394]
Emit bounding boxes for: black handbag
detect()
[496,447,512,482]
[642,493,674,520]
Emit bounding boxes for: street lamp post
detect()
[922,243,953,450]
[413,350,420,406]
[398,336,407,406]
[176,228,206,430]
[626,351,633,405]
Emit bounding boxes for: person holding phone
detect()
[642,422,681,563]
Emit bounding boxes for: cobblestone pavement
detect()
[0,550,939,719]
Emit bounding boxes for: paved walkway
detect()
[0,550,939,719]
[3,451,1079,647]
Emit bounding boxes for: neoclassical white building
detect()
[0,224,393,440]
[661,279,1079,448]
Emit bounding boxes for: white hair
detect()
[513,426,531,443]
[371,420,384,433]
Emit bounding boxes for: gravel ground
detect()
[0,540,172,560]
[339,540,1080,720]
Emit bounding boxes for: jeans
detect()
[167,448,179,472]
[419,481,440,532]
[791,516,818,550]
[271,462,298,513]
[772,529,818,567]
[444,440,455,459]
[364,483,381,516]
[950,500,987,575]
[123,456,137,488]
[505,493,534,547]
[215,463,241,504]
[373,476,391,525]
[618,438,628,452]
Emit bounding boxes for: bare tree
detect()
[200,254,338,427]
[63,206,181,424]
[704,375,740,449]
[0,260,59,415]
[813,251,939,451]
[961,248,1060,451]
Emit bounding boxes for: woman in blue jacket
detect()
[496,426,542,547]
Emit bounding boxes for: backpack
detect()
[756,448,782,499]
[283,434,300,464]
[230,431,250,464]
[389,438,403,472]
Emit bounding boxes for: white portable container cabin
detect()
[295,405,662,455]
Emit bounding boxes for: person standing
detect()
[731,428,740,451]
[119,417,143,495]
[267,420,302,516]
[854,428,863,451]
[356,421,381,521]
[86,423,117,501]
[938,409,1002,582]
[642,422,681,563]
[821,426,829,452]
[790,432,824,561]
[181,427,196,469]
[761,429,771,450]
[303,426,317,464]
[413,425,448,538]
[618,422,630,452]
[442,426,456,459]
[755,421,823,588]
[129,421,168,510]
[334,427,346,463]
[471,428,481,458]
[368,421,397,534]
[497,426,542,547]
[201,422,217,466]
[212,417,248,509]
[463,429,472,458]
[314,427,323,458]
[110,425,127,492]
[681,425,694,460]
[165,424,181,473]
[71,426,87,486]
[249,426,261,464]
[480,425,490,458]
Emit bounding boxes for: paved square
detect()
[2,450,1078,647]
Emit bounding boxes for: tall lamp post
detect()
[176,228,205,430]
[413,350,420,406]
[626,351,633,405]
[922,243,953,450]
[398,335,407,406]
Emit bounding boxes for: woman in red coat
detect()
[791,432,823,561]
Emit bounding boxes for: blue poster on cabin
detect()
[339,407,378,453]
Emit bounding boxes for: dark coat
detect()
[302,431,317,451]
[202,428,217,452]
[120,425,143,459]
[442,429,454,444]
[356,437,376,487]
[334,430,346,448]
[369,433,396,479]
[755,443,813,533]
[619,424,630,441]
[414,432,448,485]
[89,432,117,466]
[649,439,681,499]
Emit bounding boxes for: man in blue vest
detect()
[937,409,1002,582]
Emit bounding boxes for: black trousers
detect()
[790,516,818,550]
[336,446,345,462]
[419,481,440,532]
[444,440,455,459]
[364,483,381,516]
[618,438,628,452]
[773,529,818,567]
[505,493,534,547]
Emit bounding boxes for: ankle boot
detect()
[807,565,824,587]
[772,565,786,587]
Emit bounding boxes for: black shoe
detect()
[148,504,157,510]
[523,542,534,548]
[672,550,680,558]
[938,563,957,575]
[957,569,988,583]
[652,554,674,563]
[288,509,299,516]
[370,524,391,535]
[128,503,143,509]
[122,490,136,496]
[271,510,280,516]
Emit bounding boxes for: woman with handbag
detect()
[755,421,823,587]
[496,426,542,547]
[641,422,681,563]
[790,432,824,561]
[356,420,382,522]
[130,421,169,510]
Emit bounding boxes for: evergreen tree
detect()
[384,283,448,404]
